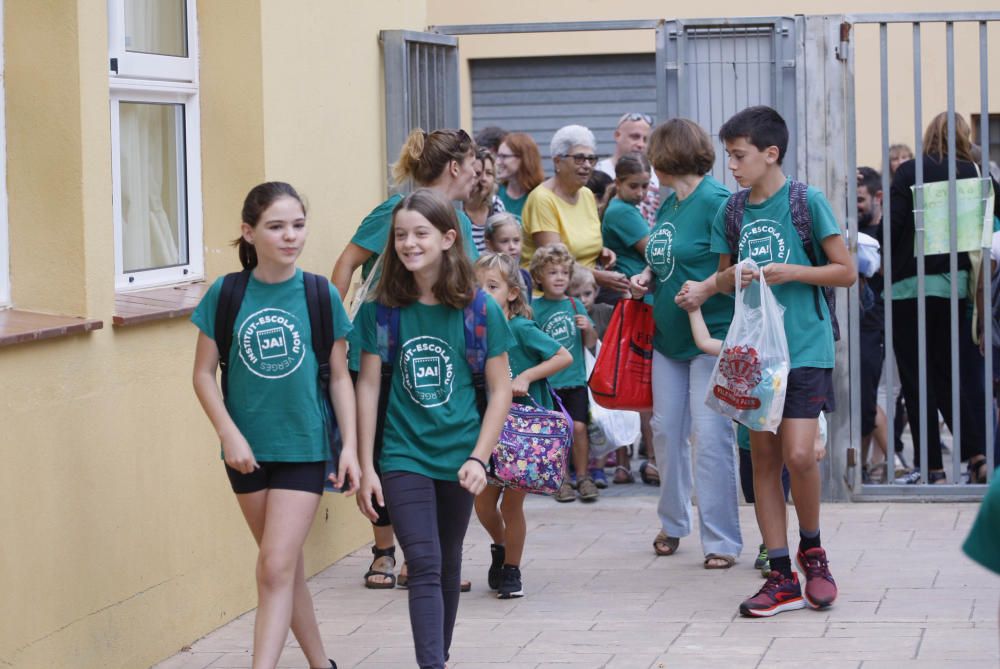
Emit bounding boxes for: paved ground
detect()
[155,479,998,668]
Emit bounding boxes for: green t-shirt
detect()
[498,183,527,218]
[357,296,513,481]
[737,423,750,451]
[191,269,353,462]
[963,474,1000,575]
[890,272,969,300]
[710,178,843,369]
[649,175,734,360]
[602,197,650,282]
[347,194,479,371]
[508,315,563,409]
[532,297,593,388]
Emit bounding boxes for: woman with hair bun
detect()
[330,128,481,590]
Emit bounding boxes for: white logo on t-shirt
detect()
[399,336,456,407]
[646,222,676,282]
[739,218,788,266]
[238,308,305,379]
[541,311,577,348]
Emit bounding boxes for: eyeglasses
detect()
[616,112,653,127]
[559,153,599,166]
[495,152,517,160]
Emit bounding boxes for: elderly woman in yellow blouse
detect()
[522,125,631,292]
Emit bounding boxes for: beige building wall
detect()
[427,1,1000,174]
[0,2,427,668]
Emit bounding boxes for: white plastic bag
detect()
[705,259,790,433]
[585,344,641,458]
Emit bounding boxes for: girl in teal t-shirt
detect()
[191,182,359,669]
[601,152,653,297]
[473,252,571,599]
[355,189,513,668]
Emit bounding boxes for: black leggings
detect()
[382,471,475,669]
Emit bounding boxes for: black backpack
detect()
[214,269,341,470]
[724,180,841,341]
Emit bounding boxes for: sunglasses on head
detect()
[617,112,653,127]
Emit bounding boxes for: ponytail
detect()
[235,238,258,270]
[392,128,474,186]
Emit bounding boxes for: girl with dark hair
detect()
[355,189,513,669]
[601,151,653,292]
[330,128,481,589]
[191,182,359,669]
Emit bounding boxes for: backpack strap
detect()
[215,269,251,400]
[788,180,840,340]
[374,302,400,463]
[724,188,751,260]
[303,271,335,393]
[464,289,489,419]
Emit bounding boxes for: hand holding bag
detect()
[705,259,790,433]
[584,345,641,459]
[587,298,654,411]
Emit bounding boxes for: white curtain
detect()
[125,0,186,57]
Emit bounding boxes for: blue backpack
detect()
[724,180,841,341]
[372,289,489,459]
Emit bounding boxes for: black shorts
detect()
[782,367,836,419]
[225,461,327,495]
[554,386,589,424]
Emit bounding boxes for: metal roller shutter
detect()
[470,54,657,169]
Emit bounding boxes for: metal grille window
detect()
[108,0,202,290]
[381,30,459,193]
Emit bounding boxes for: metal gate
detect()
[422,15,997,501]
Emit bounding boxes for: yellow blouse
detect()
[521,184,603,269]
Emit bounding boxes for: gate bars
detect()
[846,12,999,496]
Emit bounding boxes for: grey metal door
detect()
[380,30,460,193]
[656,17,798,189]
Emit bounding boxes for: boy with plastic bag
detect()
[710,107,856,618]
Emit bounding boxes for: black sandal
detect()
[363,545,396,589]
[968,457,988,484]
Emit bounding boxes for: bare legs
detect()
[236,489,328,669]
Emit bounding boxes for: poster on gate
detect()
[913,177,994,254]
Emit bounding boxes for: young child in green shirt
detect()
[473,252,572,600]
[529,243,599,502]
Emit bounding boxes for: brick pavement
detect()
[154,481,999,668]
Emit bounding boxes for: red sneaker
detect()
[738,571,806,618]
[796,547,838,609]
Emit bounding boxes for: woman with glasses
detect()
[495,132,545,218]
[521,125,631,294]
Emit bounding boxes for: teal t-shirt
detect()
[191,268,353,462]
[649,174,734,360]
[963,473,1000,575]
[710,178,843,369]
[498,183,527,218]
[532,297,592,388]
[602,197,650,283]
[347,194,479,371]
[357,296,514,481]
[508,315,563,409]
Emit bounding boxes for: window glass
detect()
[119,101,188,273]
[124,0,187,58]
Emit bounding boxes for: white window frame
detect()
[109,0,202,291]
[107,0,198,82]
[0,0,9,307]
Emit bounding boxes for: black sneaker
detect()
[497,564,524,599]
[488,543,505,591]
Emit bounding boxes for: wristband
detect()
[465,456,489,474]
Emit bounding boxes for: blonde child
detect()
[355,189,513,668]
[473,253,572,598]
[484,212,534,299]
[191,182,359,669]
[529,243,599,502]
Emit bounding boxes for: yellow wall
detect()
[427,1,1000,172]
[0,2,428,668]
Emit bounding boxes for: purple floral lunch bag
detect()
[489,393,573,495]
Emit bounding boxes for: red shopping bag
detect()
[588,298,654,411]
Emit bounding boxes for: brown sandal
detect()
[704,553,736,569]
[653,530,679,556]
